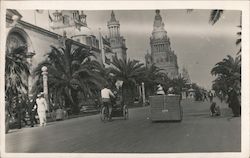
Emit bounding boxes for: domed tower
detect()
[49,10,99,49]
[107,10,127,60]
[49,10,101,63]
[149,10,178,79]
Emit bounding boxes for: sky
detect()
[18,9,241,89]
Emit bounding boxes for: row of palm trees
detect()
[5,38,190,115]
[5,9,241,117]
[33,39,190,114]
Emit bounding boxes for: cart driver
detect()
[101,84,115,120]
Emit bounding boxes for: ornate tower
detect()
[107,10,127,60]
[149,10,178,79]
[49,10,101,63]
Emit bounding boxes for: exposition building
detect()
[145,10,179,79]
[6,9,127,95]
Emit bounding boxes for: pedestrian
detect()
[167,87,175,96]
[210,102,221,117]
[208,91,213,102]
[218,91,223,103]
[101,84,115,120]
[17,97,28,129]
[203,92,208,101]
[36,92,48,127]
[28,98,38,127]
[156,84,165,95]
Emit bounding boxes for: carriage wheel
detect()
[100,106,109,122]
[123,105,129,120]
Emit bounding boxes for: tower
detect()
[49,10,101,63]
[107,10,127,60]
[148,10,178,79]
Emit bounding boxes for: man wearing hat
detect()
[36,92,48,126]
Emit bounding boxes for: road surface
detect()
[5,98,240,153]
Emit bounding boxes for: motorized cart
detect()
[149,95,183,122]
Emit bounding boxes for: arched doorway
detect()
[6,27,35,97]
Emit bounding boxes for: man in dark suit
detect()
[28,99,38,127]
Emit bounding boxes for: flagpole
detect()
[34,10,37,25]
[48,10,51,31]
[99,28,105,66]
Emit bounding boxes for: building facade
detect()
[145,10,178,79]
[5,9,102,95]
[49,10,102,63]
[107,11,127,60]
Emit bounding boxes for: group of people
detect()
[156,84,175,96]
[7,92,48,129]
[29,92,48,127]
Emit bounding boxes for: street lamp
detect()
[142,82,145,106]
[41,66,49,111]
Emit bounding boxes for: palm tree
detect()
[209,10,224,25]
[211,55,241,93]
[5,45,30,108]
[211,55,241,116]
[170,76,187,95]
[143,64,164,97]
[235,12,242,56]
[33,40,105,114]
[110,56,145,104]
[5,45,30,128]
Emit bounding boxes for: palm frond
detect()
[209,10,224,25]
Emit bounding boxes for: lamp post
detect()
[142,82,145,106]
[41,66,49,111]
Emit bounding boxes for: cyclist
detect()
[101,84,115,120]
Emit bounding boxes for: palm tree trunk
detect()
[71,89,80,114]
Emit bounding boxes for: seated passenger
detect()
[167,87,175,96]
[156,84,165,95]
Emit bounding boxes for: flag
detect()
[48,12,53,22]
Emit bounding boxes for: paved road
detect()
[6,98,240,153]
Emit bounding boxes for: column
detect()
[142,82,145,106]
[41,66,49,111]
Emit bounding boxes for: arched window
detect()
[6,32,26,53]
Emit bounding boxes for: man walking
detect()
[208,91,214,102]
[101,84,115,120]
[36,92,47,127]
